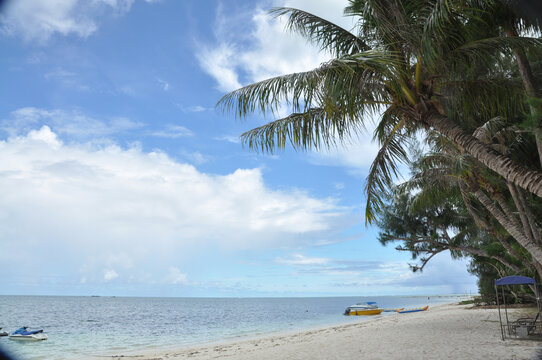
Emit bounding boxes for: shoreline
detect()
[92,302,539,360]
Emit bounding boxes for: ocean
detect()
[0,295,464,359]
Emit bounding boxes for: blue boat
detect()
[396,306,429,314]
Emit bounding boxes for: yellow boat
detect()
[349,308,384,316]
[345,302,384,316]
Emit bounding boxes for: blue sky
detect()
[0,0,477,297]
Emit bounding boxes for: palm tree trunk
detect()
[534,260,542,282]
[492,190,529,240]
[459,183,526,263]
[505,27,542,167]
[473,189,542,265]
[507,182,539,244]
[425,112,542,197]
[515,185,542,244]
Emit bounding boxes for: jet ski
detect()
[9,327,48,341]
[0,328,7,336]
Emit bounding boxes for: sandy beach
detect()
[116,303,539,360]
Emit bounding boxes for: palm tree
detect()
[218,0,542,224]
[474,0,542,165]
[397,118,542,270]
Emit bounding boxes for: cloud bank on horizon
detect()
[0,0,478,296]
[0,125,357,287]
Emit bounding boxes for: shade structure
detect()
[494,276,536,286]
[495,275,541,340]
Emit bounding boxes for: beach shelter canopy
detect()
[494,275,542,340]
[494,276,536,286]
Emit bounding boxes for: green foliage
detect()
[218,0,542,295]
[469,261,499,300]
[521,97,542,130]
[218,0,542,224]
[270,7,369,56]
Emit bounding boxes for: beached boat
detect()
[349,308,384,315]
[344,302,384,315]
[9,327,48,341]
[396,306,429,314]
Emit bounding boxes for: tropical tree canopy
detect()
[218,0,542,295]
[218,0,542,225]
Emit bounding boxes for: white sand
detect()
[115,304,539,360]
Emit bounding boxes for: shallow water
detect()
[0,295,463,359]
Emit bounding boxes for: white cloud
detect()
[117,85,137,96]
[198,0,352,91]
[179,150,213,165]
[156,78,170,91]
[0,126,356,282]
[104,269,119,281]
[105,252,134,269]
[387,254,476,292]
[276,254,330,266]
[0,0,163,43]
[215,135,241,144]
[185,106,207,113]
[43,68,89,90]
[1,0,95,42]
[150,124,194,138]
[3,107,143,139]
[331,254,477,294]
[174,104,212,113]
[165,267,189,285]
[0,0,146,43]
[197,43,243,92]
[277,255,403,279]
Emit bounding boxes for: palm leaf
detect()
[365,117,410,225]
[270,7,370,56]
[439,77,526,125]
[240,108,360,153]
[218,50,400,121]
[447,36,542,69]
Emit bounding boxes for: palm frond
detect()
[420,0,466,65]
[447,36,542,69]
[345,0,422,53]
[270,7,369,56]
[240,107,361,153]
[473,116,507,143]
[218,69,322,119]
[439,77,526,125]
[218,50,399,121]
[414,151,455,171]
[408,176,461,213]
[472,117,522,156]
[365,118,409,225]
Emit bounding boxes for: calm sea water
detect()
[0,295,464,360]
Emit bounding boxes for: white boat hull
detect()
[9,334,48,341]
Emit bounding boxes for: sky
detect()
[0,0,478,297]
